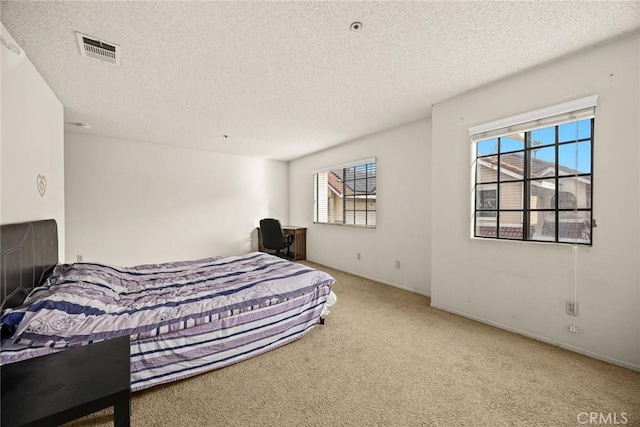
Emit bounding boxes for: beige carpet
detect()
[67,263,639,427]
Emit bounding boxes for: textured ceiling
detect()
[2,1,639,161]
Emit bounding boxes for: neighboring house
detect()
[320,169,377,226]
[476,152,591,242]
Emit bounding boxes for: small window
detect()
[477,189,497,217]
[470,96,596,245]
[313,158,376,228]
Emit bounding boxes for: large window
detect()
[471,97,596,245]
[313,158,376,228]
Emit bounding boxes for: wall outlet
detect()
[569,325,578,333]
[565,300,578,316]
[357,253,361,260]
[77,254,84,262]
[395,260,401,269]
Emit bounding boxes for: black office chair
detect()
[260,218,294,259]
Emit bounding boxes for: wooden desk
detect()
[258,226,307,261]
[1,335,131,427]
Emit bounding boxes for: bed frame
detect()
[1,219,58,310]
[1,219,58,339]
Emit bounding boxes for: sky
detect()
[477,119,591,174]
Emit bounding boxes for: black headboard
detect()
[1,219,58,311]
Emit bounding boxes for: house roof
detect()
[328,170,377,197]
[481,152,585,179]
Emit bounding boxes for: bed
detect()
[0,219,336,391]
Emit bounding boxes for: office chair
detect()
[260,218,294,259]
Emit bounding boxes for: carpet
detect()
[66,262,640,426]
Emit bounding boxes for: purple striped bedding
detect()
[129,284,327,390]
[1,252,336,390]
[1,252,335,348]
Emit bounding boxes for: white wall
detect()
[431,34,640,370]
[65,133,288,266]
[1,23,65,259]
[289,119,431,296]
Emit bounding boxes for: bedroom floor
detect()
[66,262,639,426]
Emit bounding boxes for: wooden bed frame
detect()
[0,219,58,336]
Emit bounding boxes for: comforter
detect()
[1,252,336,348]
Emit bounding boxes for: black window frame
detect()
[473,118,594,245]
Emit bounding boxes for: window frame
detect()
[472,118,594,245]
[313,158,377,228]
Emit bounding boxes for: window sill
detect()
[313,222,376,229]
[470,236,591,246]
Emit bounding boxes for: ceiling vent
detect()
[76,32,121,66]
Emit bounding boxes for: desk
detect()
[1,335,131,427]
[258,226,307,261]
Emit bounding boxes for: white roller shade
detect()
[469,95,598,142]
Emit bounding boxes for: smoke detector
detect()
[76,32,121,66]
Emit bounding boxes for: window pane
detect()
[367,162,376,174]
[554,190,577,209]
[355,211,368,226]
[476,217,497,238]
[476,186,498,216]
[499,182,523,209]
[353,178,369,194]
[499,211,523,239]
[558,211,592,244]
[529,146,555,178]
[368,175,377,192]
[530,211,556,242]
[559,119,591,142]
[500,134,525,153]
[528,179,556,208]
[345,197,355,210]
[526,211,543,239]
[558,141,591,174]
[498,154,523,181]
[476,184,497,210]
[477,139,498,156]
[328,194,342,224]
[476,156,498,183]
[557,176,591,209]
[530,126,555,147]
[344,210,354,225]
[577,119,592,139]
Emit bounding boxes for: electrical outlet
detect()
[77,254,84,262]
[569,325,578,333]
[565,300,578,316]
[395,260,400,269]
[357,253,361,260]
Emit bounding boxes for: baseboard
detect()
[306,259,431,298]
[431,303,640,373]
